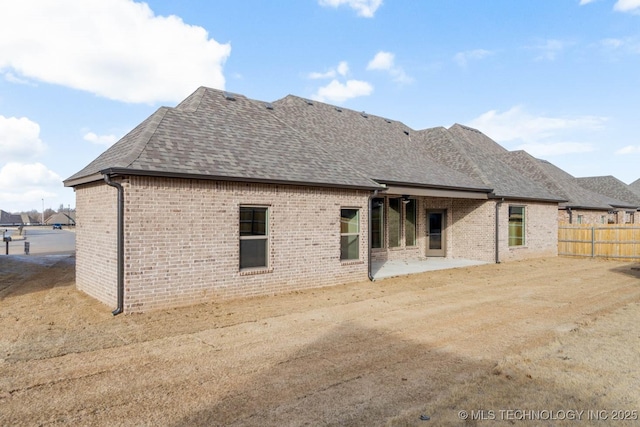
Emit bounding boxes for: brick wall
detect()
[558,209,618,224]
[500,200,558,262]
[80,177,371,312]
[75,181,119,307]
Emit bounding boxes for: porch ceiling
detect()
[383,185,489,199]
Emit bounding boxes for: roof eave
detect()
[375,179,493,194]
[88,167,384,191]
[489,193,567,203]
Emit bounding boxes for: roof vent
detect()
[264,102,274,110]
[335,107,342,112]
[223,91,236,101]
[305,99,314,106]
[361,111,368,118]
[385,119,392,124]
[403,130,409,136]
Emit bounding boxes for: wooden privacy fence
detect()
[558,224,640,260]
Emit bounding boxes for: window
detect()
[388,198,401,248]
[405,198,416,246]
[371,198,384,249]
[577,215,584,224]
[239,206,268,269]
[508,206,525,247]
[601,215,606,224]
[340,209,360,260]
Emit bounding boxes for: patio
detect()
[371,258,488,280]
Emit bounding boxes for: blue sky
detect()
[1,0,639,213]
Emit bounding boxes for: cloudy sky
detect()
[1,0,639,213]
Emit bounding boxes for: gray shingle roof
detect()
[270,96,490,191]
[66,87,382,190]
[629,178,640,197]
[416,125,565,201]
[524,160,636,209]
[576,176,640,207]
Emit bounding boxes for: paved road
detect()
[2,226,75,256]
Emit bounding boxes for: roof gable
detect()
[576,176,640,207]
[629,178,640,197]
[417,126,564,201]
[533,161,635,209]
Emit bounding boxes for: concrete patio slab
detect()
[372,258,488,280]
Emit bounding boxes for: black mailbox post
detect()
[3,236,10,255]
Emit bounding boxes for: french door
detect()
[426,210,446,257]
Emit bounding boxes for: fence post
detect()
[591,226,595,258]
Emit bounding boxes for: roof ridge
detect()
[119,107,170,168]
[444,128,494,187]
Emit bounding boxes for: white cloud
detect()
[579,0,596,5]
[309,61,350,80]
[367,52,394,70]
[0,0,231,104]
[468,105,606,156]
[83,132,119,147]
[615,145,640,154]
[0,162,62,188]
[366,51,413,84]
[530,39,571,61]
[614,0,640,13]
[336,61,350,76]
[0,162,64,211]
[312,79,373,103]
[0,115,47,161]
[453,49,493,67]
[318,0,383,17]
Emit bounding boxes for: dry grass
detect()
[1,256,639,426]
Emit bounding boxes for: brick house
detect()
[576,176,640,224]
[65,87,565,313]
[499,150,638,225]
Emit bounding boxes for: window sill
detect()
[508,245,528,250]
[239,267,273,276]
[341,260,364,266]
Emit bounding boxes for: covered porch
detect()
[371,258,488,280]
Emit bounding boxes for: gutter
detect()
[495,198,504,264]
[103,173,124,316]
[368,189,379,281]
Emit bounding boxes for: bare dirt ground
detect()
[1,256,639,426]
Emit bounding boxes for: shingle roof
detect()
[270,96,490,191]
[576,176,640,208]
[65,87,382,190]
[415,125,565,201]
[523,160,636,209]
[629,178,640,197]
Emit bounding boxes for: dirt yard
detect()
[1,256,639,426]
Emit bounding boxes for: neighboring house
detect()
[576,176,640,224]
[64,87,564,314]
[20,214,39,225]
[629,178,640,198]
[45,212,76,226]
[0,210,23,226]
[500,152,636,224]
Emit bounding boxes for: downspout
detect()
[495,198,504,264]
[567,207,573,224]
[103,174,124,316]
[368,189,379,281]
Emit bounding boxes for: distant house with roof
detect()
[0,210,24,226]
[65,87,566,314]
[45,212,76,226]
[498,151,637,224]
[575,176,640,224]
[628,178,640,198]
